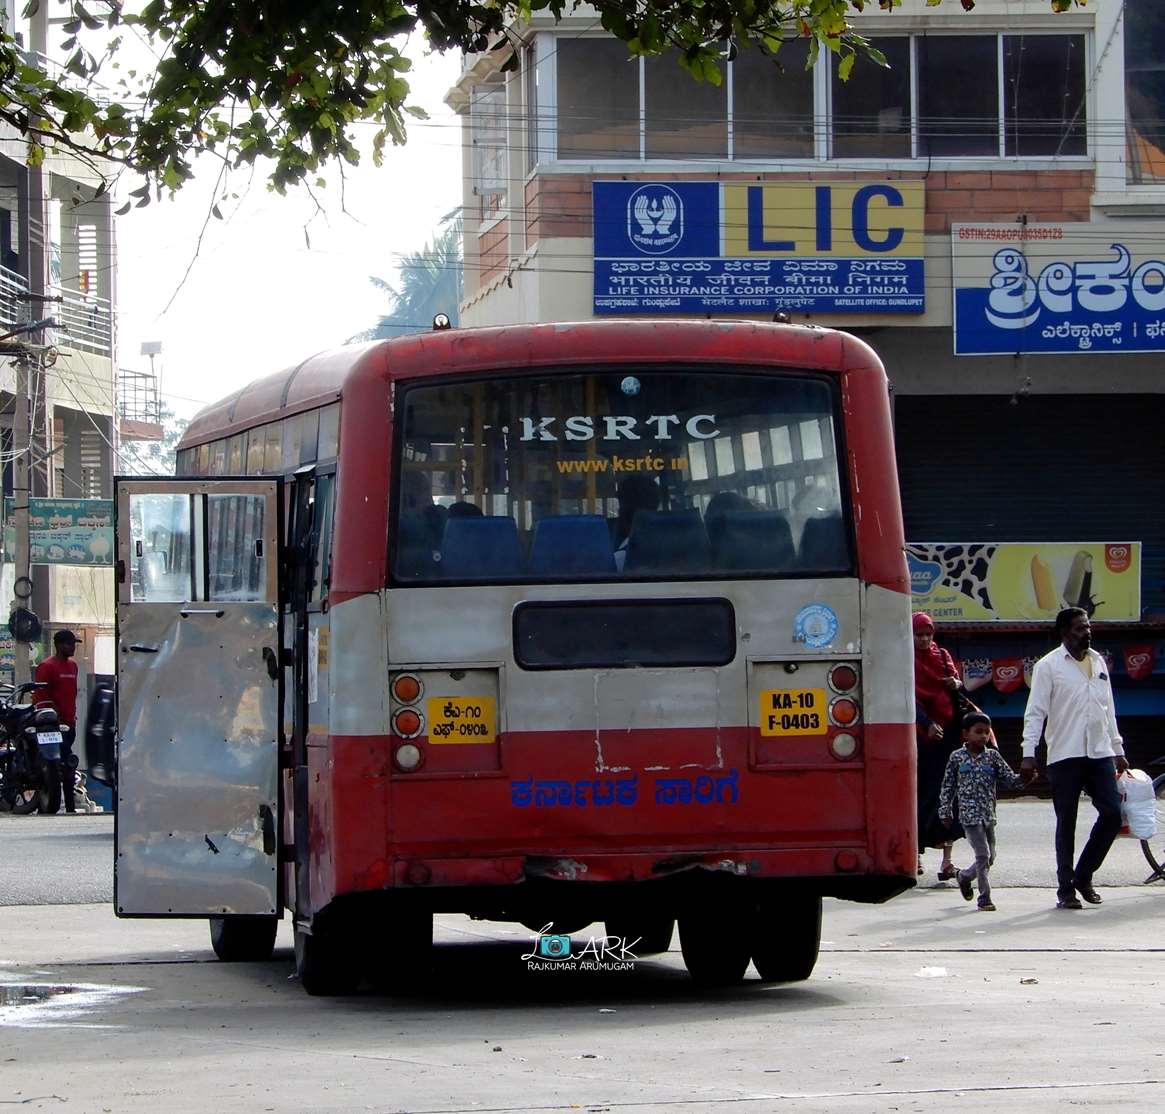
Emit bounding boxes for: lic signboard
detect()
[593,180,925,316]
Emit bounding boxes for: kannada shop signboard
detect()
[593,180,925,316]
[2,498,114,566]
[907,542,1141,623]
[952,223,1165,355]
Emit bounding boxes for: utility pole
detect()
[2,324,54,684]
[11,352,31,682]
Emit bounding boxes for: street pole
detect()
[11,353,31,683]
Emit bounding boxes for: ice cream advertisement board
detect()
[907,542,1140,623]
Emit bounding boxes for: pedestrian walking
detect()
[938,712,1025,911]
[913,612,963,879]
[34,629,80,815]
[1021,607,1128,909]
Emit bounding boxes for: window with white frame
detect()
[1126,0,1165,183]
[471,78,508,217]
[545,31,1088,163]
[733,39,814,159]
[644,54,728,159]
[831,36,911,158]
[557,38,639,159]
[917,36,1000,157]
[525,44,541,172]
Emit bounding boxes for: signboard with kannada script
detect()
[593,180,925,316]
[952,223,1165,355]
[2,498,114,566]
[907,542,1141,623]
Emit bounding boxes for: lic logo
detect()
[628,184,683,255]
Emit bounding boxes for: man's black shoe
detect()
[1056,896,1083,910]
[1074,881,1103,905]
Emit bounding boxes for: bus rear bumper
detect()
[388,847,914,904]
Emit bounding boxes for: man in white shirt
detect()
[1021,608,1129,910]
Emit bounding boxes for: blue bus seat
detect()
[394,514,436,579]
[799,513,849,571]
[624,510,711,573]
[712,510,795,572]
[530,515,616,575]
[441,515,523,578]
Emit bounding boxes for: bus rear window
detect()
[392,369,849,584]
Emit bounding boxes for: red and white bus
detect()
[113,319,915,994]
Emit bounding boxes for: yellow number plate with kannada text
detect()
[427,696,498,744]
[759,688,828,737]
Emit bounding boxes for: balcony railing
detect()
[0,265,30,332]
[0,267,113,357]
[52,285,113,357]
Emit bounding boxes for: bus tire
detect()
[294,928,360,996]
[209,915,278,962]
[751,895,822,983]
[367,912,434,993]
[678,911,751,987]
[604,915,674,956]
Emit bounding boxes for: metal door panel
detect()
[115,479,281,916]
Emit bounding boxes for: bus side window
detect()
[309,474,335,604]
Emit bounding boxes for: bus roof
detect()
[178,320,880,451]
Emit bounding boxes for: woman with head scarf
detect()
[913,612,964,878]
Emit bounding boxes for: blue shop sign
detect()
[953,223,1165,355]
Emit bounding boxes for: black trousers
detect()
[1046,756,1122,899]
[44,726,77,814]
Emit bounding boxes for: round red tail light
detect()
[830,697,860,727]
[392,673,423,704]
[393,708,423,738]
[829,664,859,692]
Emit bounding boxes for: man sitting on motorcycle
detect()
[35,629,79,814]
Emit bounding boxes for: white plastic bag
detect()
[1118,769,1157,840]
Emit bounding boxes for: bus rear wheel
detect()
[294,928,360,996]
[679,910,751,987]
[604,915,675,956]
[210,915,278,962]
[750,895,822,983]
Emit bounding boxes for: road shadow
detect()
[224,938,847,1019]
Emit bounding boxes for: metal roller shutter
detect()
[894,395,1165,615]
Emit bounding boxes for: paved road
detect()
[2,891,1163,1113]
[4,800,1164,907]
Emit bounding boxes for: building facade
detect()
[447,0,1165,763]
[0,0,119,693]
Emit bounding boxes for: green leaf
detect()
[837,51,856,81]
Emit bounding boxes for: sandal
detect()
[936,864,959,881]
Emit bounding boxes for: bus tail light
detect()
[392,673,423,704]
[828,663,859,693]
[393,708,424,739]
[830,733,859,761]
[394,743,424,772]
[829,696,860,727]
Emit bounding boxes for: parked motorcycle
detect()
[0,682,66,815]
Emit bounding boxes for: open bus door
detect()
[114,479,283,957]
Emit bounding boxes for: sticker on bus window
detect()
[428,696,497,744]
[759,688,827,736]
